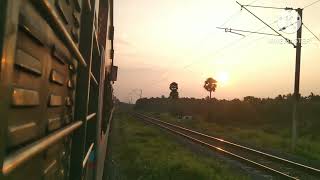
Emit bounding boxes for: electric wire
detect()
[236,1,296,47]
[241,4,294,10]
[217,27,280,37]
[303,0,320,9]
[302,23,320,42]
[220,0,259,27]
[149,0,262,86]
[279,21,298,32]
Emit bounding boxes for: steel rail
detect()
[2,121,83,175]
[134,114,298,179]
[31,0,87,67]
[135,113,320,177]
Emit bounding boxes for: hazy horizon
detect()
[113,0,320,103]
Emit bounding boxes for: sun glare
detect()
[216,71,229,86]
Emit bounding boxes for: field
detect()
[146,112,320,165]
[104,111,249,180]
[135,97,320,165]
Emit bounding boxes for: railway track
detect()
[132,112,320,180]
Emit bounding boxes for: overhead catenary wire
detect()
[220,0,260,28]
[217,27,280,37]
[303,0,320,9]
[184,17,281,70]
[236,1,296,47]
[152,14,283,88]
[148,1,288,89]
[149,0,262,87]
[279,21,298,32]
[302,23,320,42]
[241,4,294,10]
[197,25,280,78]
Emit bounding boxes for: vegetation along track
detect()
[132,112,320,180]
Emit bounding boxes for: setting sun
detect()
[216,71,230,86]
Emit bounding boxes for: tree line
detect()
[135,92,320,134]
[137,77,320,135]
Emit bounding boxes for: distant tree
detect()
[308,92,315,100]
[203,78,217,99]
[169,82,179,99]
[284,93,294,100]
[161,95,166,99]
[244,96,261,104]
[275,95,283,101]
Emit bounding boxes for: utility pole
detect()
[292,8,303,150]
[139,89,142,99]
[131,89,143,99]
[219,2,305,150]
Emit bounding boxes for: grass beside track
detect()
[149,112,320,163]
[104,112,249,180]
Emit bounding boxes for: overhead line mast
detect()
[236,1,296,47]
[219,1,305,150]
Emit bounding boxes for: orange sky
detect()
[113,0,320,102]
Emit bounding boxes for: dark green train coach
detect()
[0,0,116,179]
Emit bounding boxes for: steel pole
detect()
[292,8,303,150]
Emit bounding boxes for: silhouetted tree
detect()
[203,78,217,99]
[275,95,284,101]
[308,92,315,100]
[244,96,261,104]
[169,82,179,99]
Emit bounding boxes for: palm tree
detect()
[203,78,217,99]
[169,82,179,99]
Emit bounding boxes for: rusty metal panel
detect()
[44,142,63,180]
[48,0,83,45]
[15,49,42,76]
[52,45,67,64]
[18,12,47,46]
[8,122,38,146]
[1,0,82,179]
[11,88,40,106]
[55,0,69,25]
[48,117,62,131]
[6,153,44,180]
[3,2,48,150]
[73,0,82,12]
[65,114,72,124]
[50,69,65,85]
[43,159,59,179]
[49,95,64,107]
[72,11,80,28]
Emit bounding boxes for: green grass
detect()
[149,112,320,163]
[105,112,249,180]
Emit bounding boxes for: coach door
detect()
[0,1,86,179]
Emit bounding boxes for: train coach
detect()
[0,0,116,179]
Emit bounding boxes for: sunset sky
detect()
[113,0,320,103]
